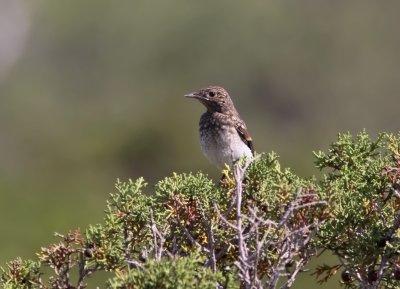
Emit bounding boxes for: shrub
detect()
[2,132,400,289]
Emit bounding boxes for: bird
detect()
[185,86,254,168]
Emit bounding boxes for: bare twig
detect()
[149,210,165,261]
[233,164,251,288]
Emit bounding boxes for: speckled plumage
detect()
[186,86,254,168]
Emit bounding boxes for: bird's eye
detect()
[208,91,215,97]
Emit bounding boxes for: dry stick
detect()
[281,258,306,289]
[247,208,277,264]
[234,163,252,288]
[281,232,314,289]
[76,252,86,289]
[277,189,302,228]
[207,221,217,272]
[232,161,294,289]
[292,200,326,211]
[247,207,278,228]
[252,218,264,288]
[268,193,303,289]
[65,253,71,288]
[214,157,259,269]
[149,210,165,261]
[123,227,133,266]
[372,255,388,289]
[77,257,99,289]
[180,225,210,254]
[269,191,325,289]
[229,157,322,289]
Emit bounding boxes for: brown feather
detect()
[235,122,254,155]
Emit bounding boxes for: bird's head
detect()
[185,86,236,114]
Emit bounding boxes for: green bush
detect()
[108,255,238,289]
[314,132,400,288]
[2,132,400,289]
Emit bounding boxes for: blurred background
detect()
[1,0,400,287]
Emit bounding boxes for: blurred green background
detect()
[1,0,400,287]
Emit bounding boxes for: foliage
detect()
[0,259,41,289]
[314,131,400,288]
[2,132,400,288]
[108,255,237,289]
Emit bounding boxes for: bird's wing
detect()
[235,120,254,155]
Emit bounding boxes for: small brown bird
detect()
[185,86,254,168]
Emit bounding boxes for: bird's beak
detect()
[185,92,198,99]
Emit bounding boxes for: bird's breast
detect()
[199,122,252,168]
